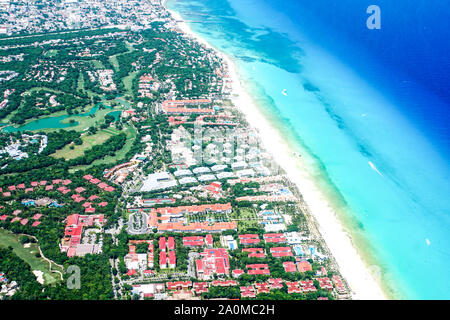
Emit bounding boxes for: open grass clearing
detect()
[69,124,137,172]
[90,60,105,69]
[231,207,260,232]
[0,228,63,285]
[51,129,115,160]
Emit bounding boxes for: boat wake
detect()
[368,161,383,177]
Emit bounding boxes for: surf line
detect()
[368,161,383,177]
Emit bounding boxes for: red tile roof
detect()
[247,264,270,275]
[211,280,237,287]
[317,277,333,290]
[332,275,347,294]
[167,237,175,250]
[232,269,244,277]
[270,246,293,258]
[297,260,312,273]
[196,248,230,279]
[283,261,297,273]
[205,234,213,246]
[183,236,204,247]
[268,278,284,289]
[159,250,167,267]
[300,280,317,292]
[193,282,209,294]
[156,203,231,216]
[239,234,260,245]
[97,182,108,189]
[162,99,213,114]
[159,237,166,250]
[240,286,256,298]
[166,281,192,290]
[263,233,286,243]
[255,282,270,294]
[286,281,302,294]
[74,197,85,203]
[168,250,176,266]
[243,247,265,258]
[75,187,86,193]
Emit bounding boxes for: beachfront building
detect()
[140,172,177,192]
[160,99,213,115]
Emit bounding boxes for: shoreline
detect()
[164,1,388,300]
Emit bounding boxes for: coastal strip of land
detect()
[163,1,387,300]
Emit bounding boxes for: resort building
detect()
[195,248,230,280]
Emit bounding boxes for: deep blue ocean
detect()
[167,0,450,299]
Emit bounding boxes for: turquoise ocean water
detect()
[167,0,450,299]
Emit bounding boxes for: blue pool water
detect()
[167,0,450,299]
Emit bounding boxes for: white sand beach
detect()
[165,3,387,300]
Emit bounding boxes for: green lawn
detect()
[109,41,135,72]
[44,49,58,57]
[0,228,63,285]
[77,72,85,92]
[123,70,138,96]
[231,208,260,232]
[97,124,137,163]
[109,55,120,71]
[0,86,101,128]
[91,60,105,69]
[0,87,75,126]
[69,124,137,172]
[51,129,115,160]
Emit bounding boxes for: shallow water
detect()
[168,0,450,299]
